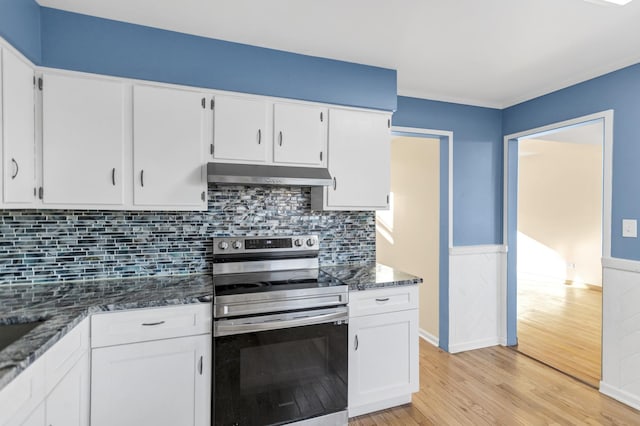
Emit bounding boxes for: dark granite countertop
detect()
[0,274,212,391]
[0,262,418,392]
[321,263,423,291]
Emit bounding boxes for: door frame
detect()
[390,126,453,351]
[501,110,613,348]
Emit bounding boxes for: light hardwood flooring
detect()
[350,339,640,425]
[516,278,602,387]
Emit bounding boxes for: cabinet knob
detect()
[333,177,337,191]
[112,168,116,186]
[140,170,145,187]
[354,335,359,351]
[257,129,261,145]
[279,131,283,146]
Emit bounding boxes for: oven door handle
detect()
[214,310,347,337]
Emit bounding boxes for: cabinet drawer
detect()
[0,356,45,426]
[349,286,418,317]
[91,304,212,348]
[45,317,90,394]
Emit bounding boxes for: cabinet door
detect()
[133,85,206,209]
[273,103,326,166]
[348,309,418,412]
[42,73,125,206]
[212,95,268,163]
[17,403,44,426]
[46,353,90,426]
[2,48,35,205]
[91,334,211,426]
[324,109,390,210]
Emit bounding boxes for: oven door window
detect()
[214,321,347,426]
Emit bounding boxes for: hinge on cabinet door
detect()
[320,152,323,161]
[38,187,43,200]
[387,194,390,204]
[201,191,206,202]
[387,118,391,128]
[210,144,214,155]
[38,78,43,91]
[210,99,214,110]
[320,112,323,122]
[32,76,36,87]
[33,187,36,198]
[201,98,206,109]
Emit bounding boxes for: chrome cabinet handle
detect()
[279,131,283,146]
[354,335,359,351]
[140,170,144,187]
[11,158,18,179]
[199,355,203,375]
[111,168,116,186]
[257,129,261,144]
[141,321,165,326]
[375,298,390,302]
[333,177,337,190]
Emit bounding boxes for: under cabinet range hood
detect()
[207,163,333,186]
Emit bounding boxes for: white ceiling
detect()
[36,0,640,108]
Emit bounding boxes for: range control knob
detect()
[306,238,316,247]
[217,241,229,250]
[232,240,242,250]
[294,238,304,247]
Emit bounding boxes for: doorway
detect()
[376,135,441,343]
[515,121,603,387]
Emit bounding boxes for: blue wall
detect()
[39,8,396,111]
[504,63,640,261]
[393,96,503,246]
[0,0,41,63]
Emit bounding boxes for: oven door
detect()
[213,306,348,426]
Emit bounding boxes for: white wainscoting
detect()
[448,245,506,353]
[600,257,640,411]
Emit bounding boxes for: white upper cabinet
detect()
[212,95,268,164]
[273,103,327,167]
[1,48,36,206]
[312,108,391,211]
[133,85,206,209]
[41,73,125,206]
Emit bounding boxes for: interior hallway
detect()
[516,278,602,388]
[350,339,638,425]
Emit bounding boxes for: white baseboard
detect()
[599,382,640,411]
[419,328,439,347]
[449,337,500,354]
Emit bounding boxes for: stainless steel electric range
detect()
[212,235,348,426]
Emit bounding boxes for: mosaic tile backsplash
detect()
[0,186,375,284]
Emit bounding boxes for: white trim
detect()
[391,126,454,250]
[449,244,506,256]
[602,256,640,273]
[449,338,500,354]
[600,382,640,411]
[419,329,439,347]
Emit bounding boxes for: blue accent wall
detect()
[504,63,640,261]
[393,96,503,246]
[0,0,41,63]
[39,8,397,111]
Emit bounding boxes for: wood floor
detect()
[516,279,602,387]
[350,339,640,425]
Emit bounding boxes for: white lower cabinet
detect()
[45,353,90,426]
[0,319,90,426]
[348,287,419,417]
[90,305,212,426]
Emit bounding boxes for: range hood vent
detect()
[207,163,333,187]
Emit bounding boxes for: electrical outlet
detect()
[622,219,637,238]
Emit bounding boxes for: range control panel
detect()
[213,235,319,255]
